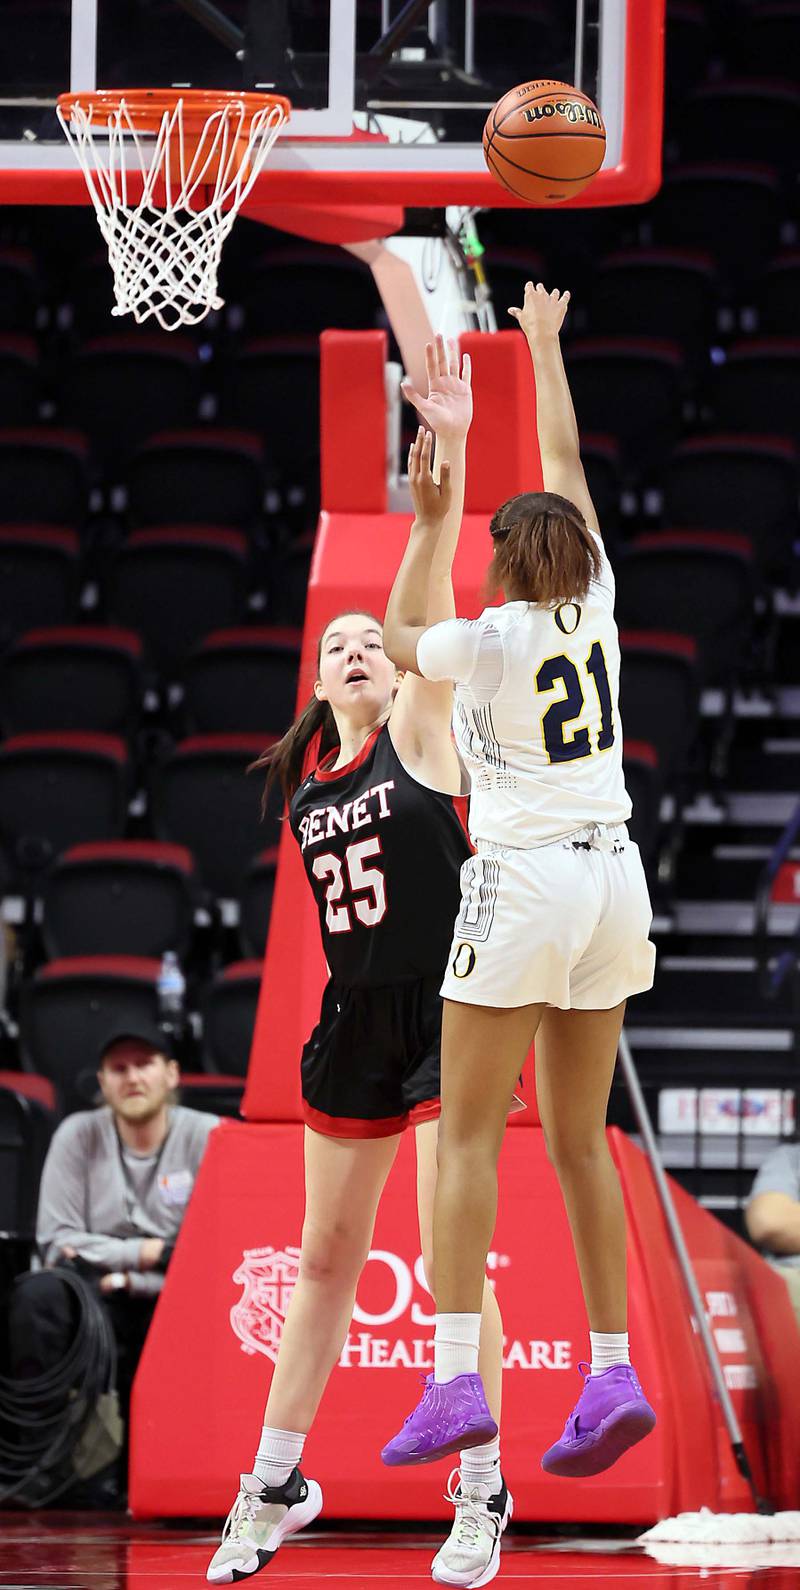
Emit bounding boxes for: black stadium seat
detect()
[0,335,39,425]
[0,429,90,527]
[108,527,249,678]
[41,840,197,961]
[20,955,162,1111]
[620,631,699,785]
[129,429,267,529]
[581,435,622,542]
[756,252,800,337]
[564,338,684,471]
[0,732,129,874]
[679,79,800,174]
[0,1080,55,1239]
[615,532,756,684]
[1,626,143,735]
[151,734,279,899]
[622,741,662,866]
[220,336,320,480]
[202,959,263,1077]
[662,434,798,578]
[241,247,381,337]
[588,249,716,362]
[183,627,302,735]
[239,847,278,958]
[0,247,41,334]
[0,527,81,649]
[653,164,780,288]
[68,334,202,474]
[709,339,800,446]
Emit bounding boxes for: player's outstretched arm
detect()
[509,281,601,537]
[400,333,472,625]
[384,428,451,676]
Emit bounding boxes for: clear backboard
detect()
[0,0,664,226]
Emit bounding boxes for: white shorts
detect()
[441,825,656,1011]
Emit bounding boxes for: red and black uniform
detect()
[290,723,470,1137]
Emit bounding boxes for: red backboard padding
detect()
[129,1124,800,1520]
[244,331,542,1123]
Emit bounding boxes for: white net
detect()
[57,93,289,331]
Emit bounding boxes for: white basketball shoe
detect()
[206,1467,323,1582]
[431,1467,513,1587]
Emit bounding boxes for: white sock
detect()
[434,1312,481,1382]
[589,1330,630,1374]
[459,1435,502,1495]
[253,1426,306,1489]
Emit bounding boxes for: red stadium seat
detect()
[0,428,90,527]
[1,626,142,735]
[0,731,129,875]
[129,429,267,529]
[183,627,302,735]
[108,527,250,679]
[151,734,279,899]
[0,526,81,648]
[20,954,163,1111]
[41,840,197,960]
[202,959,264,1078]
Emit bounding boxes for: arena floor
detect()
[2,1514,799,1588]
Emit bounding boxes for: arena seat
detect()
[653,163,780,286]
[587,248,717,363]
[175,1073,245,1118]
[564,337,685,470]
[0,334,39,425]
[128,429,268,529]
[620,631,699,785]
[753,250,800,338]
[0,527,81,649]
[108,527,250,678]
[0,246,41,333]
[20,954,162,1112]
[0,732,129,875]
[238,847,278,958]
[1,626,143,735]
[579,435,621,542]
[663,0,710,106]
[662,434,797,578]
[272,530,316,625]
[615,532,756,683]
[41,840,197,960]
[732,2,800,78]
[240,247,381,337]
[183,627,302,736]
[0,428,90,526]
[709,338,800,445]
[679,79,800,172]
[219,335,320,479]
[150,734,278,899]
[67,333,202,475]
[622,740,662,863]
[202,960,264,1078]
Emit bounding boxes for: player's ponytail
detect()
[487,490,602,607]
[251,693,339,809]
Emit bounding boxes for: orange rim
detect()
[57,88,292,133]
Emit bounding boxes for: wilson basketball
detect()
[483,80,606,205]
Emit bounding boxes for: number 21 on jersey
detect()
[536,640,615,764]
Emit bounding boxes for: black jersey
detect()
[290,724,470,989]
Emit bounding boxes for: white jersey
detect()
[417,534,631,848]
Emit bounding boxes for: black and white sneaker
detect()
[431,1468,513,1587]
[206,1467,323,1582]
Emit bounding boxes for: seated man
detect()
[7,1018,218,1497]
[745,1139,800,1332]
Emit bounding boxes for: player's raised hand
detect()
[408,426,452,528]
[508,281,570,340]
[401,333,473,441]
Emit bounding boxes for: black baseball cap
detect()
[98,1018,176,1067]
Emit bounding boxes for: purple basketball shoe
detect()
[541,1362,656,1478]
[381,1374,498,1467]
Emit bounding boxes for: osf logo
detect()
[230,1245,572,1373]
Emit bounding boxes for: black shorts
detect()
[300,976,443,1139]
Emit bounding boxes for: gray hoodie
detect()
[36,1104,218,1295]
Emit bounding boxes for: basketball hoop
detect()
[56,89,291,330]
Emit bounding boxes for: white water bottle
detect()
[157,950,185,1026]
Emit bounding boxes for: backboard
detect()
[0,0,664,227]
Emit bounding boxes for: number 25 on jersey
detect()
[537,640,615,765]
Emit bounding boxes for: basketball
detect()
[483,79,607,204]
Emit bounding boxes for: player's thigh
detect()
[534,1003,626,1165]
[440,999,544,1156]
[300,1124,401,1277]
